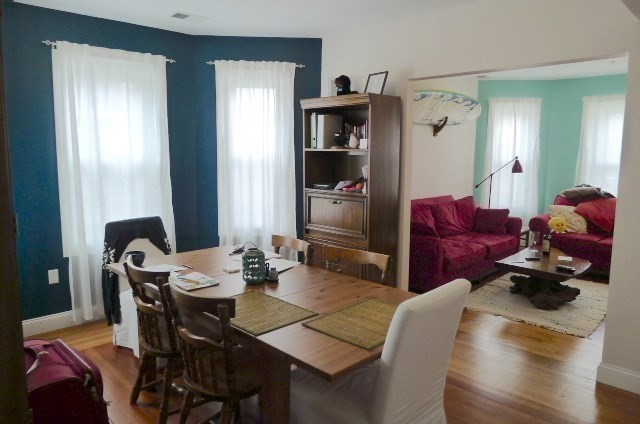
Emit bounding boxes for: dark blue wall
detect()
[2,1,321,319]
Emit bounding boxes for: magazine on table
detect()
[172,272,220,291]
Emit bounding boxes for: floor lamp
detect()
[474,156,523,207]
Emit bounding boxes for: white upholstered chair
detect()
[113,238,166,357]
[288,278,471,424]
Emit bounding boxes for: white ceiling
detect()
[15,0,481,38]
[16,0,629,79]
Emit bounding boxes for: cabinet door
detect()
[305,192,367,239]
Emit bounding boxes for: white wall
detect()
[408,77,478,199]
[322,0,640,394]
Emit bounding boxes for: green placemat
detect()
[230,291,317,336]
[303,299,398,350]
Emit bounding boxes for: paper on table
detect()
[265,258,300,273]
[558,256,573,262]
[143,264,188,272]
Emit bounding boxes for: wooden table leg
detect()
[259,349,291,424]
[509,275,581,310]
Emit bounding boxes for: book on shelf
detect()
[310,112,317,148]
[317,114,342,149]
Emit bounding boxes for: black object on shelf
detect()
[313,183,337,190]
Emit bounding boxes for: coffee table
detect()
[495,247,591,310]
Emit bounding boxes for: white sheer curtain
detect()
[484,97,541,223]
[52,41,175,322]
[215,60,297,250]
[575,95,626,195]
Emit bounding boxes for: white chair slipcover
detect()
[289,278,471,424]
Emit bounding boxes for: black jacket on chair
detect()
[101,216,171,324]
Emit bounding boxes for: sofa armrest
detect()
[529,214,551,234]
[409,234,444,292]
[506,216,523,236]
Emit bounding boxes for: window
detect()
[214,61,297,250]
[52,41,175,321]
[485,97,541,223]
[575,95,626,195]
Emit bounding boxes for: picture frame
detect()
[364,71,388,94]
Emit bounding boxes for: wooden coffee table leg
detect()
[509,275,581,310]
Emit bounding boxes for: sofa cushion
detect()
[441,239,487,273]
[447,232,518,258]
[472,208,509,235]
[594,237,614,256]
[551,232,605,256]
[410,203,439,237]
[548,205,588,234]
[575,198,616,234]
[431,196,477,237]
[411,195,454,207]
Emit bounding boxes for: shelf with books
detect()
[300,93,401,285]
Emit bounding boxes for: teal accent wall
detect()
[3,0,321,319]
[473,74,627,213]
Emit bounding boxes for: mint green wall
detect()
[473,74,627,213]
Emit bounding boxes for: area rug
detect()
[467,273,608,337]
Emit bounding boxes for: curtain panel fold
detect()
[575,95,626,195]
[52,41,175,322]
[485,97,541,223]
[214,60,297,251]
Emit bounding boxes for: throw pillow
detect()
[575,198,616,233]
[431,196,477,237]
[472,208,509,234]
[548,205,588,234]
[411,221,439,237]
[410,203,439,237]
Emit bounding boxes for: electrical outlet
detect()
[48,269,59,285]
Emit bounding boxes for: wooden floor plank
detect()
[31,284,640,424]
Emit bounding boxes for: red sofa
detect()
[529,194,615,272]
[409,195,522,294]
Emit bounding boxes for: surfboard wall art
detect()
[413,90,482,136]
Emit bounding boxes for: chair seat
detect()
[290,362,376,424]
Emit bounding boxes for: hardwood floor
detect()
[31,284,640,424]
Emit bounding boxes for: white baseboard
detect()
[22,311,78,337]
[597,362,640,395]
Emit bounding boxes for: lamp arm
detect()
[474,156,518,188]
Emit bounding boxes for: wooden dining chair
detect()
[271,234,311,264]
[288,278,472,424]
[323,245,391,283]
[164,283,263,424]
[123,258,182,424]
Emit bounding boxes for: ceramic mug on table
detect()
[125,250,145,267]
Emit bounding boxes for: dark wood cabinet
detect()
[301,93,401,284]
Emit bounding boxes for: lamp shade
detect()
[511,157,523,173]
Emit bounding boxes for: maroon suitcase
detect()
[24,339,109,424]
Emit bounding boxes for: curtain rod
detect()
[205,60,305,68]
[42,40,176,63]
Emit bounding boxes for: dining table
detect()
[108,246,415,424]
